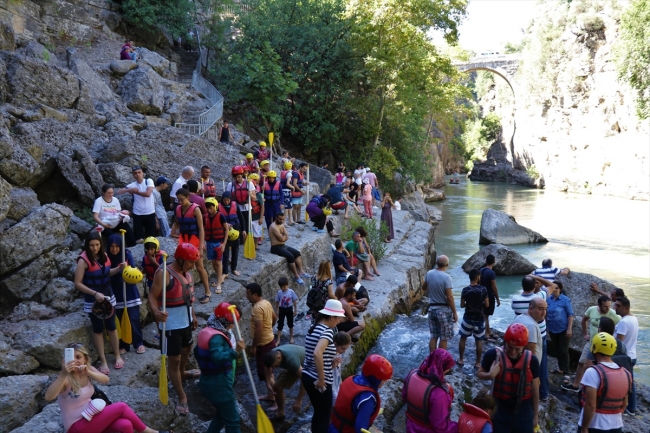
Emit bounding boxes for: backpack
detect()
[307,284,327,312]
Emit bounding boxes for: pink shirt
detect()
[362,184,372,201]
[362,172,377,187]
[58,381,94,432]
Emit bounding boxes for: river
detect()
[401,179,650,382]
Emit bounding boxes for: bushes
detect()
[340,214,389,262]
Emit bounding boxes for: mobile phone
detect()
[64,348,75,364]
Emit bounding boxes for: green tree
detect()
[120,0,194,38]
[615,0,650,119]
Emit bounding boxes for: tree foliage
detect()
[120,0,194,38]
[615,0,650,119]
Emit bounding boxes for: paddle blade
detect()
[256,403,274,433]
[305,211,309,222]
[114,314,122,340]
[159,354,168,405]
[268,132,274,147]
[120,309,132,345]
[244,233,256,259]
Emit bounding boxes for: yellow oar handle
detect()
[119,229,126,234]
[361,429,371,433]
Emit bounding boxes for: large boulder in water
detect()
[462,244,536,275]
[479,208,548,245]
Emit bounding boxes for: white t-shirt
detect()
[92,196,122,222]
[170,175,186,200]
[394,201,401,211]
[127,178,155,215]
[579,362,624,430]
[614,315,638,360]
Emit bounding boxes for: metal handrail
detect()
[175,27,224,138]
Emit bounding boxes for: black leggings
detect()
[270,244,300,264]
[311,215,334,231]
[302,372,333,433]
[133,213,157,240]
[277,307,294,331]
[222,238,239,273]
[102,223,136,247]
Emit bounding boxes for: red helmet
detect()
[175,242,199,261]
[231,166,244,176]
[242,165,250,174]
[362,354,393,380]
[504,323,529,346]
[214,302,240,322]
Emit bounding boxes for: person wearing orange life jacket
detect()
[147,242,200,416]
[244,153,260,175]
[141,236,166,345]
[227,166,255,240]
[280,160,295,223]
[198,165,217,198]
[255,141,270,163]
[402,348,457,433]
[477,323,540,433]
[578,332,631,433]
[264,170,283,229]
[195,303,246,433]
[247,173,265,247]
[458,390,495,433]
[171,188,211,304]
[219,192,246,279]
[329,354,392,433]
[291,163,308,224]
[259,160,271,188]
[204,197,229,295]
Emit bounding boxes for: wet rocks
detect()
[462,243,537,275]
[479,208,548,245]
[0,374,49,431]
[118,65,165,115]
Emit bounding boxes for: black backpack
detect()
[306,285,326,312]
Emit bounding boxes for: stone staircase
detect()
[172,46,199,85]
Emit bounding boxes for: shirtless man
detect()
[269,212,311,285]
[335,286,365,339]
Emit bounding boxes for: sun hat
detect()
[318,299,346,317]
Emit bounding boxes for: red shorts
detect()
[179,234,201,255]
[331,201,346,210]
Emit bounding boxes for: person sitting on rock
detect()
[330,354,392,433]
[345,231,373,281]
[335,286,366,340]
[263,344,307,422]
[306,194,338,236]
[195,303,246,433]
[336,275,368,313]
[93,183,135,247]
[344,182,364,217]
[458,389,495,433]
[332,239,362,285]
[74,231,125,375]
[532,258,569,280]
[45,343,169,433]
[403,348,457,433]
[355,227,381,277]
[269,212,311,285]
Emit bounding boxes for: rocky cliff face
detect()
[472,0,649,200]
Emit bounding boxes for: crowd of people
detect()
[61,147,639,433]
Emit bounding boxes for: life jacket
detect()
[142,251,165,282]
[331,376,381,433]
[230,181,249,206]
[78,251,111,294]
[256,148,270,161]
[492,348,533,405]
[580,364,631,414]
[251,186,262,216]
[201,178,216,198]
[291,170,304,197]
[156,266,194,308]
[403,369,454,427]
[175,203,200,236]
[264,180,282,203]
[218,204,240,230]
[280,170,292,188]
[458,403,492,433]
[194,327,235,376]
[204,212,226,242]
[244,160,259,174]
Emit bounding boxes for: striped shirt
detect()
[303,324,336,385]
[533,267,560,280]
[512,292,546,338]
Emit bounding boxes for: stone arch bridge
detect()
[455,54,520,98]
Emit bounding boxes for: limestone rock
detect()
[0,249,60,300]
[0,375,48,431]
[104,386,177,430]
[24,41,56,63]
[11,312,92,369]
[479,208,548,245]
[56,147,104,206]
[5,53,81,109]
[0,349,40,375]
[6,187,40,221]
[0,175,11,222]
[462,244,536,275]
[118,66,164,115]
[69,215,93,237]
[0,20,16,52]
[69,57,116,104]
[0,142,55,187]
[7,402,62,433]
[96,162,134,185]
[40,278,82,314]
[0,203,72,275]
[7,301,57,322]
[400,190,432,223]
[136,47,170,76]
[110,59,137,75]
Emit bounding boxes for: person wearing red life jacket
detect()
[227,165,255,239]
[204,197,229,295]
[477,323,540,433]
[195,303,246,433]
[402,348,458,433]
[458,390,495,433]
[141,236,166,344]
[244,153,260,175]
[219,192,246,279]
[264,170,284,229]
[329,354,392,433]
[247,173,265,247]
[578,332,632,433]
[147,242,201,416]
[255,141,270,162]
[171,188,211,304]
[291,163,308,224]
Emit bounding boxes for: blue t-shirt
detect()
[276,289,298,308]
[479,267,496,297]
[326,186,344,203]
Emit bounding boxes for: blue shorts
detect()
[291,196,303,205]
[206,241,224,261]
[459,316,486,339]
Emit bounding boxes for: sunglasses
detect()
[66,343,85,349]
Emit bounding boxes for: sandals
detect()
[456,359,465,367]
[176,402,189,416]
[114,358,124,370]
[214,286,222,294]
[183,369,200,380]
[136,346,146,354]
[199,295,211,304]
[233,270,241,276]
[98,365,110,375]
[119,348,127,355]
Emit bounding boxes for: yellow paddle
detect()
[244,193,256,260]
[119,229,132,345]
[227,305,273,433]
[159,253,169,405]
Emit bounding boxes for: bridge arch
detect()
[458,66,516,98]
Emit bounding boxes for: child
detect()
[204,197,229,294]
[141,237,165,344]
[458,389,495,433]
[275,277,299,345]
[362,178,373,219]
[107,234,144,356]
[332,332,352,405]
